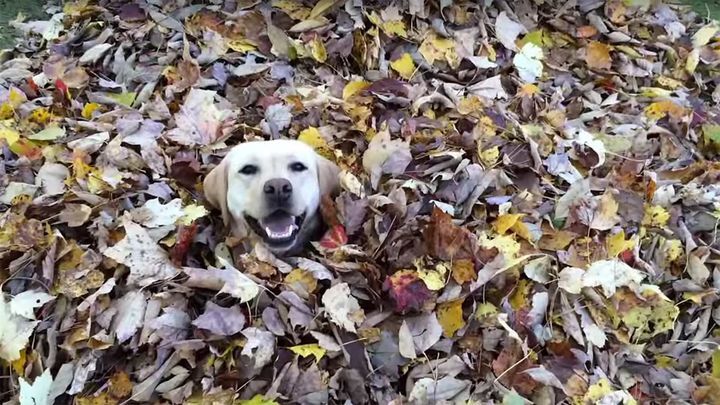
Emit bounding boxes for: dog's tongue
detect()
[261,212,296,240]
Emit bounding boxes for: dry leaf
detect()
[103,217,180,287]
[321,283,365,332]
[585,41,612,70]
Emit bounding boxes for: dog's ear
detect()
[316,155,340,196]
[203,157,231,227]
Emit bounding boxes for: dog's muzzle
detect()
[245,211,306,246]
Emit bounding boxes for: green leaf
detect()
[238,394,280,405]
[28,125,65,141]
[108,92,137,107]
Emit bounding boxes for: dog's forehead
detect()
[229,140,317,163]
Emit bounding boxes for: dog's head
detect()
[203,139,340,255]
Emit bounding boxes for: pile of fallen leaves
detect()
[2,0,720,403]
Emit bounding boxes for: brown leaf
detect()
[585,41,612,70]
[58,204,92,227]
[108,370,132,399]
[423,207,476,261]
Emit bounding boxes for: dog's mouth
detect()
[245,211,305,246]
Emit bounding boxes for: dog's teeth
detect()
[265,226,294,240]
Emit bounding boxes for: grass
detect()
[680,0,720,21]
[0,0,46,49]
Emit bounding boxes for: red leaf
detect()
[383,270,434,314]
[619,248,635,265]
[319,225,347,249]
[55,79,68,94]
[170,223,198,266]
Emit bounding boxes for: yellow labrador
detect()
[203,139,340,256]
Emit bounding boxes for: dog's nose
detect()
[264,178,293,203]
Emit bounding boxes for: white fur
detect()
[203,139,340,256]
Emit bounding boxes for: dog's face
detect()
[203,139,340,255]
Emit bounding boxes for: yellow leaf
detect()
[382,20,407,37]
[511,221,534,242]
[285,268,318,295]
[417,268,445,290]
[451,259,476,284]
[289,343,326,363]
[309,36,327,62]
[179,204,208,225]
[517,83,540,97]
[347,105,371,131]
[272,0,311,20]
[29,107,52,125]
[0,103,14,119]
[390,53,415,80]
[11,349,26,375]
[642,205,670,227]
[308,0,338,19]
[692,22,719,48]
[72,157,109,194]
[644,100,686,121]
[585,41,612,70]
[655,76,684,90]
[239,394,281,405]
[228,39,257,53]
[713,350,720,378]
[494,213,524,235]
[437,299,465,337]
[419,32,459,68]
[606,230,635,257]
[76,392,118,405]
[479,146,499,165]
[8,88,25,107]
[686,49,700,74]
[298,127,333,159]
[475,302,498,320]
[0,124,20,146]
[342,80,370,100]
[479,232,520,259]
[664,239,684,262]
[457,96,484,116]
[509,279,532,310]
[81,102,101,119]
[655,355,676,369]
[639,87,673,98]
[583,379,614,403]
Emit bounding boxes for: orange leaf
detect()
[585,41,612,70]
[451,259,477,284]
[576,25,598,38]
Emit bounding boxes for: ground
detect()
[2,1,720,405]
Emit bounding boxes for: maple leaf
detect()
[165,89,234,146]
[319,224,348,249]
[102,217,180,287]
[383,270,434,313]
[423,207,476,261]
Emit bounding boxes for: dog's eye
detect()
[290,162,307,172]
[239,165,258,175]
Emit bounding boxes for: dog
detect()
[203,139,340,256]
